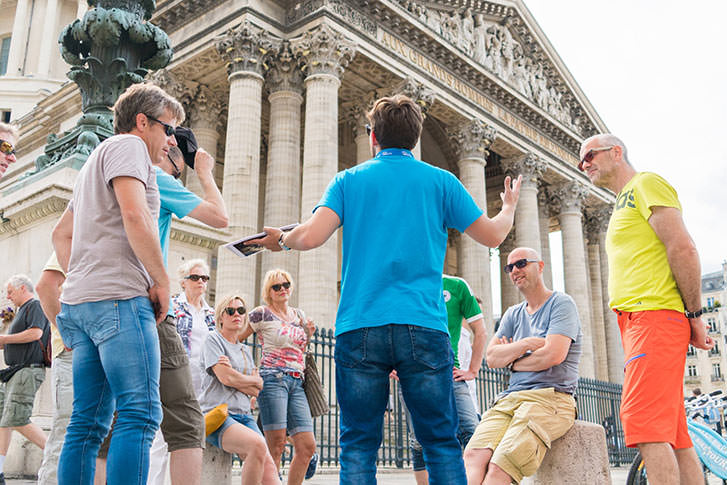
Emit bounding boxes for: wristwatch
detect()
[684,308,703,319]
[277,233,291,251]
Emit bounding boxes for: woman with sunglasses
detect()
[172,258,216,393]
[198,294,280,485]
[242,269,317,485]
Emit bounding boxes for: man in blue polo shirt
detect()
[252,94,521,485]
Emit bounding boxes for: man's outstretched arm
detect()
[249,207,341,252]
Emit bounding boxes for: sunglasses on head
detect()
[503,258,539,274]
[145,115,176,137]
[271,282,291,292]
[224,306,246,316]
[578,146,614,171]
[185,274,209,282]
[0,139,15,156]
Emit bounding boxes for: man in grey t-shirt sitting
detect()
[463,247,582,485]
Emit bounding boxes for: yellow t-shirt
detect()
[43,252,68,359]
[606,172,684,312]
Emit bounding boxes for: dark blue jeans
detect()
[335,324,466,485]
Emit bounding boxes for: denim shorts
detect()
[257,371,313,436]
[206,413,261,449]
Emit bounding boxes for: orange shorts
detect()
[617,309,691,449]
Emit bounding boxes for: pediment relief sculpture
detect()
[399,1,582,133]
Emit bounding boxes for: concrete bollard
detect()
[202,445,233,485]
[522,420,611,485]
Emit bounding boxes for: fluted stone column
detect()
[451,119,496,331]
[214,22,274,302]
[499,231,521,317]
[6,0,30,76]
[291,24,355,329]
[347,104,371,164]
[538,187,553,288]
[37,0,59,77]
[260,43,304,291]
[551,181,595,378]
[585,215,609,381]
[502,153,545,254]
[186,85,224,195]
[594,206,623,383]
[77,0,88,19]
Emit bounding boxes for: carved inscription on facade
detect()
[378,30,578,166]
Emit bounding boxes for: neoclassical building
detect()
[1,0,624,384]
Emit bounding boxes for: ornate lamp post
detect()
[35,0,172,170]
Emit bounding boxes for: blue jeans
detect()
[206,413,261,449]
[335,324,466,485]
[257,371,313,436]
[56,297,162,485]
[405,379,480,471]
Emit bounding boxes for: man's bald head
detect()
[507,247,540,263]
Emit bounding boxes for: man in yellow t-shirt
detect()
[580,133,712,485]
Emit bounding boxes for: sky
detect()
[522,0,727,277]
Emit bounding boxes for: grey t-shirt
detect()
[197,330,256,416]
[5,299,50,366]
[496,291,582,396]
[61,135,160,304]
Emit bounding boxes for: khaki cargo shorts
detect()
[0,366,46,427]
[465,387,576,483]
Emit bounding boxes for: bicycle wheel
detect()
[626,452,648,485]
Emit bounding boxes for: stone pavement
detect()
[5,466,725,484]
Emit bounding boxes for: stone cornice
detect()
[152,0,227,35]
[0,190,69,236]
[169,218,229,250]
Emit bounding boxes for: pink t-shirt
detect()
[248,306,308,374]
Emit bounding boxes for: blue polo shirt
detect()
[156,167,202,265]
[156,167,202,316]
[315,148,483,336]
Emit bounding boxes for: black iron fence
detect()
[247,328,635,468]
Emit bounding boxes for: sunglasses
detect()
[185,274,210,282]
[146,115,176,137]
[365,124,372,136]
[0,139,15,156]
[224,306,246,316]
[167,153,182,179]
[578,146,614,171]
[503,258,539,274]
[271,282,291,292]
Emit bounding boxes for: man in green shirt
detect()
[409,275,486,484]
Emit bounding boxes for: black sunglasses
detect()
[365,124,372,136]
[0,139,15,155]
[224,306,246,316]
[146,115,176,137]
[271,282,291,292]
[167,153,182,179]
[504,258,539,274]
[185,274,210,282]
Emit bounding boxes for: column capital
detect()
[450,119,496,163]
[147,68,197,114]
[290,23,355,79]
[584,204,612,241]
[266,41,304,95]
[216,21,277,77]
[188,84,226,129]
[343,97,375,138]
[499,229,517,254]
[396,77,436,115]
[550,180,589,216]
[502,153,546,186]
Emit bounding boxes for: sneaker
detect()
[305,452,319,480]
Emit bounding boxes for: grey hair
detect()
[582,133,630,164]
[177,258,210,283]
[0,122,19,139]
[6,274,34,294]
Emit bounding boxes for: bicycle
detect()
[627,391,727,484]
